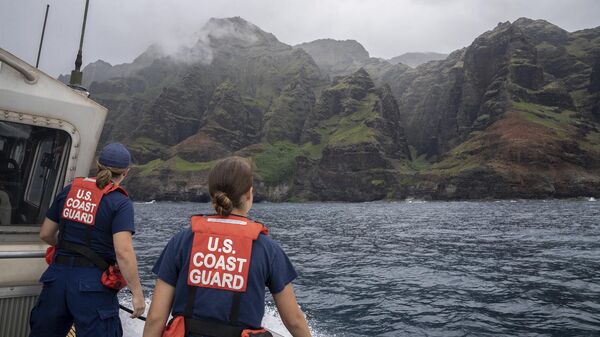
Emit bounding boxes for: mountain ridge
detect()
[63,16,600,201]
[389,52,448,68]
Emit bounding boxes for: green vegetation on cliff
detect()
[136,157,216,176]
[254,142,305,185]
[512,102,577,137]
[584,131,600,152]
[127,137,169,163]
[426,138,486,176]
[315,94,379,146]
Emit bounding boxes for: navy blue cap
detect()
[98,143,131,168]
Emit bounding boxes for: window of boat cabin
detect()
[0,121,71,227]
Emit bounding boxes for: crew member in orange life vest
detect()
[143,157,312,337]
[30,143,145,337]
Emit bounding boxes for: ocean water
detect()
[119,200,600,337]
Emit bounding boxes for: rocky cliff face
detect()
[381,18,600,199]
[73,17,600,201]
[263,71,316,143]
[385,19,579,157]
[292,69,411,201]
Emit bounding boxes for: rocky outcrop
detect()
[291,69,411,201]
[263,71,315,143]
[199,81,262,150]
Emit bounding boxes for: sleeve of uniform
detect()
[266,238,298,294]
[111,198,135,235]
[152,232,185,287]
[45,185,70,222]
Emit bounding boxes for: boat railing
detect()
[0,251,45,259]
[0,50,38,84]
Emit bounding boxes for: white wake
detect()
[119,299,325,337]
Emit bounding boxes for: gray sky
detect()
[2,0,600,77]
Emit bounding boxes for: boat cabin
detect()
[0,48,107,337]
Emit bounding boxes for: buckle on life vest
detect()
[241,328,272,337]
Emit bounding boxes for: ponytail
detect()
[208,157,253,216]
[213,191,233,216]
[96,162,128,189]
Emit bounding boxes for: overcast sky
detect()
[2,0,600,77]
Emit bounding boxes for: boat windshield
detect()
[0,121,70,226]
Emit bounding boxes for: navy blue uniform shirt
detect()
[152,225,298,329]
[46,184,135,261]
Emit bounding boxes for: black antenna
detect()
[36,4,50,68]
[69,0,90,87]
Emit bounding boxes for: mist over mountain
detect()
[293,39,402,85]
[293,39,369,77]
[66,17,600,201]
[388,52,448,68]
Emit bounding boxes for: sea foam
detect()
[118,300,324,337]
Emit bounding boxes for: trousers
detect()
[29,260,122,337]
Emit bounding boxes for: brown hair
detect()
[208,156,253,216]
[96,162,128,189]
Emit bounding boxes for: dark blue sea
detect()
[120,200,600,337]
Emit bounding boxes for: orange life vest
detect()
[163,215,271,337]
[61,177,128,226]
[53,177,129,290]
[187,215,269,292]
[48,177,128,265]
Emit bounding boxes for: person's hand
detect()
[131,292,146,318]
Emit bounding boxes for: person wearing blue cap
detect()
[29,143,145,337]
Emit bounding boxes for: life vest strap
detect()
[184,316,244,337]
[184,285,246,336]
[184,284,196,319]
[54,255,97,268]
[230,291,242,324]
[57,240,111,271]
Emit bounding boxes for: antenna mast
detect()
[69,0,90,87]
[36,4,50,68]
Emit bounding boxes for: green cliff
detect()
[70,17,600,200]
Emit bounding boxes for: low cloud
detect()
[2,0,600,77]
[168,17,262,65]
